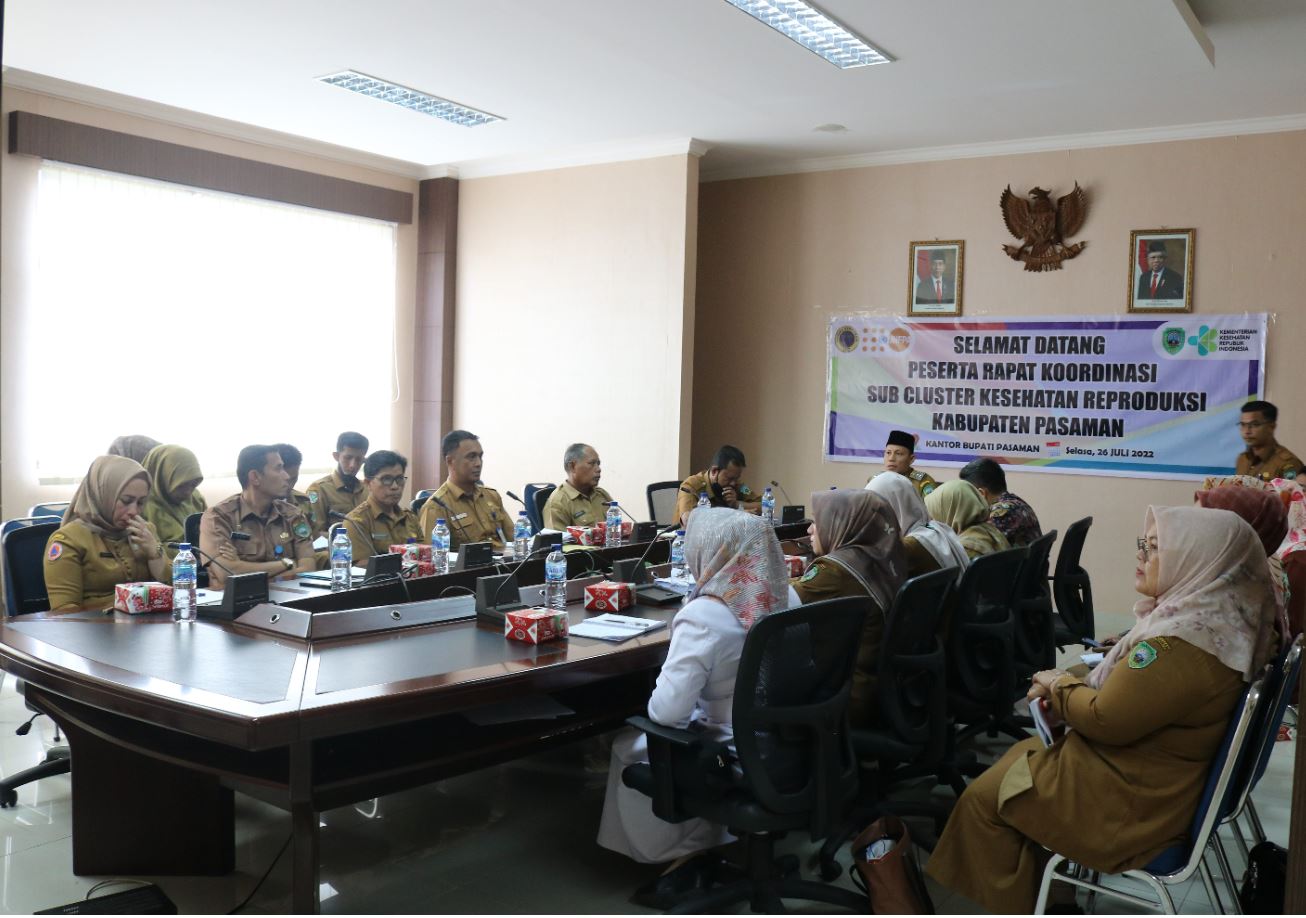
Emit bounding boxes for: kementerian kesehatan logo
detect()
[1162,327,1184,355]
[1187,325,1219,356]
[834,325,858,353]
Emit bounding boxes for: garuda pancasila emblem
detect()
[999,183,1088,272]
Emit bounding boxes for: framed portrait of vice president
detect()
[908,241,964,317]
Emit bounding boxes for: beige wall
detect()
[452,154,700,518]
[694,130,1306,627]
[0,87,419,519]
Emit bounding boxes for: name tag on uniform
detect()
[372,532,388,539]
[99,552,115,559]
[452,512,469,522]
[279,532,290,539]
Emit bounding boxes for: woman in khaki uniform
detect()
[342,450,423,563]
[865,472,969,580]
[44,455,172,613]
[927,505,1278,913]
[141,444,207,556]
[925,479,1010,560]
[788,489,906,726]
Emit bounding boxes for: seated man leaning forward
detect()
[417,429,513,551]
[342,450,424,563]
[876,429,938,499]
[199,444,316,590]
[676,445,762,528]
[543,442,613,530]
[959,456,1043,548]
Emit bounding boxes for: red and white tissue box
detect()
[783,555,805,578]
[402,560,437,578]
[584,580,634,612]
[567,522,635,546]
[114,581,173,614]
[391,543,432,563]
[504,607,569,644]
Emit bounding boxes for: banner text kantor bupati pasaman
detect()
[825,314,1267,479]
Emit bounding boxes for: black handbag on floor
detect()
[1239,841,1287,914]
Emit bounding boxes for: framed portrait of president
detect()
[1128,229,1194,313]
[908,240,964,316]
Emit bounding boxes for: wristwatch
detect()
[282,558,295,572]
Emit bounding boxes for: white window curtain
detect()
[23,162,397,486]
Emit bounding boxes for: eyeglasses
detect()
[377,475,408,488]
[1237,421,1267,431]
[1136,537,1157,560]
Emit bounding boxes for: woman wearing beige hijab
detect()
[43,456,171,612]
[788,489,906,725]
[927,506,1277,913]
[924,479,1010,559]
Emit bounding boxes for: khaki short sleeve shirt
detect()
[305,470,368,536]
[543,483,614,530]
[199,494,315,589]
[417,481,513,550]
[343,497,424,563]
[1235,444,1302,483]
[43,520,164,612]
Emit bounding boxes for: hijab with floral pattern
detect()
[685,508,788,631]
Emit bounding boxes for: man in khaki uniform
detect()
[200,444,316,590]
[543,443,614,530]
[275,443,316,525]
[1234,400,1301,482]
[880,429,938,499]
[676,445,763,527]
[417,430,513,550]
[343,449,424,562]
[306,431,369,536]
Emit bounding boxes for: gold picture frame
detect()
[908,240,964,316]
[1128,229,1194,313]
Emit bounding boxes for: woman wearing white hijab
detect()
[597,509,788,905]
[867,471,969,578]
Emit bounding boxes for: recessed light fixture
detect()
[318,70,503,127]
[723,0,892,69]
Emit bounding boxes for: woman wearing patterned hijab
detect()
[789,489,906,725]
[925,479,1011,559]
[1194,482,1290,644]
[866,472,969,579]
[44,455,171,612]
[928,505,1276,913]
[598,509,788,902]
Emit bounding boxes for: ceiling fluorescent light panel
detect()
[318,70,503,127]
[723,0,892,69]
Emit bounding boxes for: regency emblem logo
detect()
[1161,327,1184,356]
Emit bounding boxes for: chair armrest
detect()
[625,715,700,749]
[624,715,734,822]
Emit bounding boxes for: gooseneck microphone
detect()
[505,491,526,507]
[630,521,681,577]
[489,543,557,612]
[608,501,640,526]
[168,542,237,578]
[770,479,794,506]
[429,494,474,545]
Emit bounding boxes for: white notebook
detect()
[569,614,667,643]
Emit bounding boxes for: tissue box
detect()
[504,607,569,644]
[566,522,635,547]
[402,560,437,578]
[783,555,805,578]
[114,581,173,614]
[584,580,634,612]
[391,543,432,563]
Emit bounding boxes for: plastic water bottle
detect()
[605,501,624,548]
[544,544,567,612]
[670,530,688,579]
[697,490,711,511]
[761,486,776,525]
[171,543,197,623]
[514,512,532,561]
[431,519,450,575]
[330,527,352,591]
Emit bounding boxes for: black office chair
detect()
[622,598,869,914]
[816,568,963,878]
[528,484,556,532]
[182,512,209,589]
[1012,530,1059,679]
[410,488,436,515]
[646,480,682,527]
[1050,516,1095,648]
[0,519,71,808]
[947,546,1029,746]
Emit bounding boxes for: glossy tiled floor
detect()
[0,672,1293,914]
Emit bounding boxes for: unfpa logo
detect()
[1187,325,1219,356]
[888,327,911,352]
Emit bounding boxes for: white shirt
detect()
[648,596,745,731]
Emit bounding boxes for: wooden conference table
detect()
[0,525,808,913]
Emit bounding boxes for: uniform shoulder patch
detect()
[1128,640,1159,669]
[293,521,311,539]
[309,491,319,503]
[799,564,822,583]
[739,485,752,496]
[47,542,63,562]
[921,483,936,496]
[1285,469,1298,480]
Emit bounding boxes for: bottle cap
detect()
[407,537,416,543]
[610,501,618,507]
[436,517,446,524]
[178,542,191,551]
[676,530,685,536]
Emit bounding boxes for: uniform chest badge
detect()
[47,542,63,561]
[309,492,319,503]
[799,565,820,583]
[279,531,290,540]
[293,522,310,539]
[1128,640,1158,669]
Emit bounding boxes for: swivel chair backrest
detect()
[527,484,556,533]
[1051,516,1094,640]
[731,596,867,836]
[949,546,1026,703]
[1012,530,1058,671]
[646,481,682,527]
[2,520,59,615]
[877,567,956,758]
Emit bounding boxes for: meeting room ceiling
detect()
[4,0,1306,181]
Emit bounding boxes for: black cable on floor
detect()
[229,832,293,914]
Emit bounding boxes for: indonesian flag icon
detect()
[1045,441,1062,457]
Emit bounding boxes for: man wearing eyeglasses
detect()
[1234,400,1300,482]
[417,430,514,550]
[341,449,423,562]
